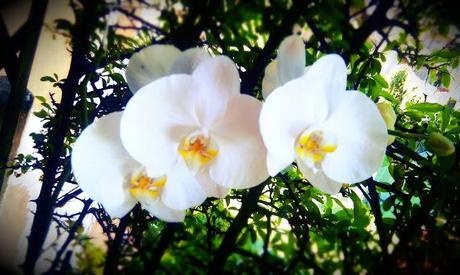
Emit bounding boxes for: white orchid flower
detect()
[126,44,211,93]
[72,112,207,222]
[120,56,269,198]
[71,45,215,221]
[260,37,388,194]
[261,35,310,98]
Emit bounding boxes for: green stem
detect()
[388,129,427,139]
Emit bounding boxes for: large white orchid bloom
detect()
[120,56,269,198]
[72,112,207,222]
[260,36,388,194]
[71,45,215,221]
[126,44,211,93]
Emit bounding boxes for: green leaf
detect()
[35,95,46,103]
[249,227,257,243]
[40,76,56,82]
[353,215,370,228]
[271,232,281,244]
[441,108,450,132]
[304,200,321,218]
[406,102,444,113]
[383,196,395,211]
[111,73,126,83]
[374,74,389,88]
[33,110,48,118]
[350,190,366,218]
[237,230,249,246]
[404,110,424,120]
[445,126,460,135]
[441,71,451,88]
[453,111,460,120]
[376,89,397,103]
[332,198,352,216]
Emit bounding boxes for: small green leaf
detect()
[441,72,451,88]
[441,108,450,132]
[33,110,48,118]
[383,196,395,211]
[111,73,126,83]
[35,96,46,103]
[237,230,249,246]
[40,76,56,82]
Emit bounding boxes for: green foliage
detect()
[75,237,105,275]
[8,0,460,274]
[389,70,408,103]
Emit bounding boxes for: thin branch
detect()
[23,1,104,272]
[103,212,131,275]
[115,7,164,35]
[46,199,92,273]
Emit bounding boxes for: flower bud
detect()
[426,132,455,156]
[447,98,456,109]
[377,101,397,145]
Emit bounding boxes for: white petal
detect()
[266,153,291,176]
[120,75,200,177]
[304,54,347,110]
[71,112,137,218]
[259,77,329,176]
[103,203,136,218]
[209,95,269,189]
[196,171,229,198]
[161,161,207,210]
[170,47,211,74]
[297,160,342,194]
[321,90,388,183]
[125,45,181,93]
[277,35,305,84]
[192,56,240,127]
[141,199,185,222]
[262,60,281,99]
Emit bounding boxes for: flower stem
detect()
[388,129,427,139]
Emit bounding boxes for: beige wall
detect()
[0,0,72,272]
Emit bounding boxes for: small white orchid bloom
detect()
[260,48,388,194]
[120,56,269,198]
[126,44,211,93]
[72,112,207,222]
[261,35,310,98]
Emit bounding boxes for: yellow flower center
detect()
[129,172,166,199]
[296,130,337,168]
[178,132,218,171]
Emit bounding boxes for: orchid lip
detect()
[178,130,219,171]
[129,169,166,199]
[296,127,338,169]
